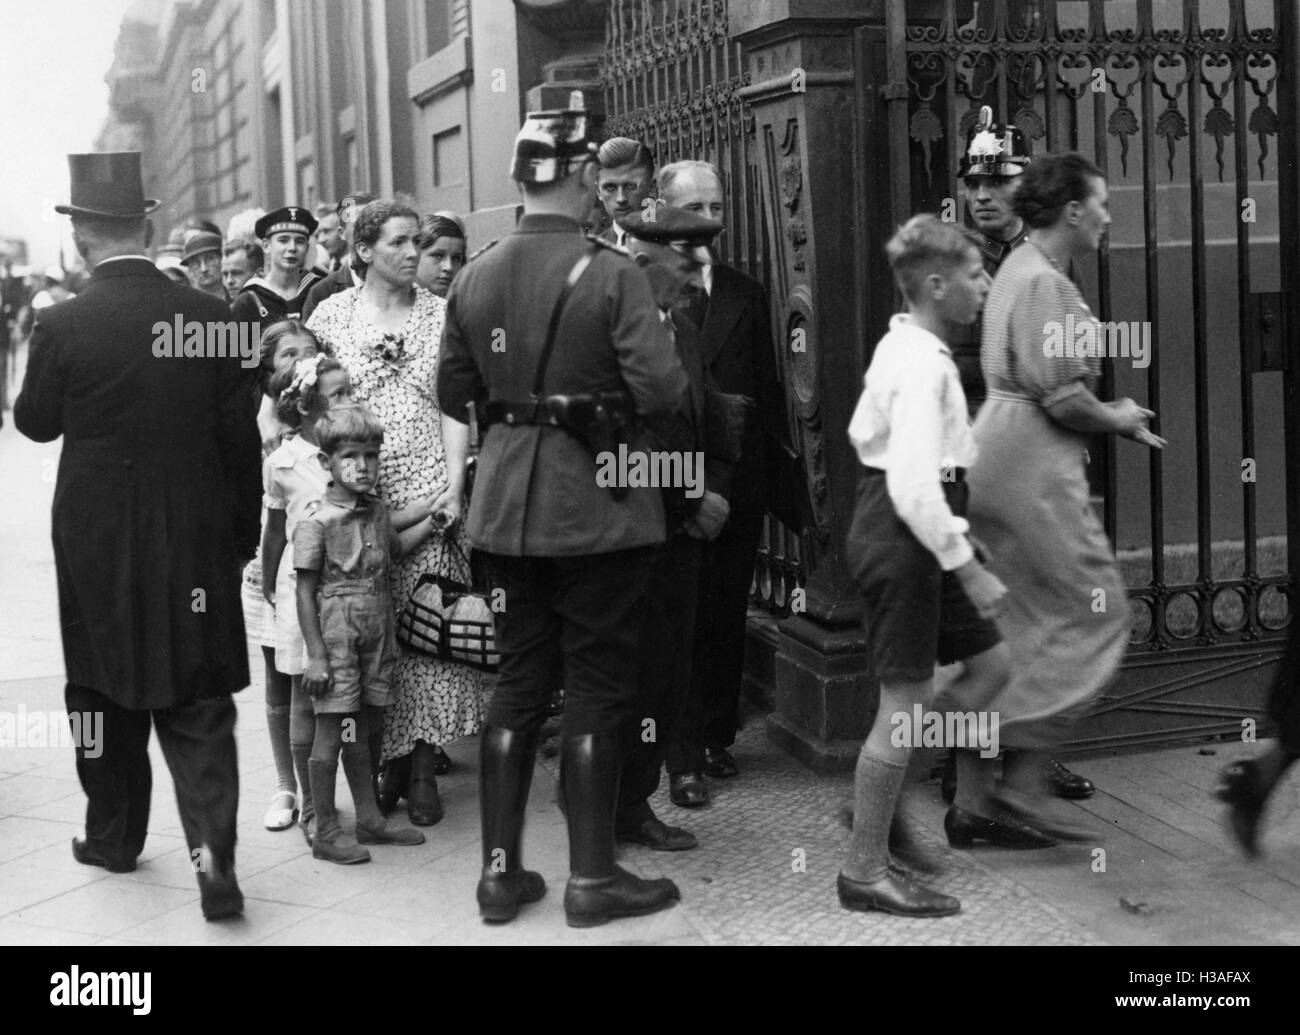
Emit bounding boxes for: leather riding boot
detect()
[477,725,547,922]
[560,732,680,928]
[308,757,370,865]
[408,740,444,826]
[342,742,425,846]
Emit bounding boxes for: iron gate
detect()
[602,0,806,615]
[604,0,1300,750]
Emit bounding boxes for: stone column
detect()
[732,1,897,770]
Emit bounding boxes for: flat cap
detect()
[619,206,723,263]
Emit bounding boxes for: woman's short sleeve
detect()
[1010,271,1096,407]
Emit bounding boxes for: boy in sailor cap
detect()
[231,205,324,329]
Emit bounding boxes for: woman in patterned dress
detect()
[307,200,483,826]
[952,154,1165,840]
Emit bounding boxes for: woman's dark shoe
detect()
[944,805,1057,849]
[377,753,411,815]
[992,792,1096,843]
[408,742,444,826]
[1213,760,1269,858]
[837,871,960,917]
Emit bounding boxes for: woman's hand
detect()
[955,559,1008,620]
[1111,398,1167,449]
[428,485,463,529]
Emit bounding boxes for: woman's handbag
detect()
[395,536,498,671]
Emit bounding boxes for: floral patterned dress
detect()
[307,285,485,759]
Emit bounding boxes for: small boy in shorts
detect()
[838,214,1010,917]
[295,404,435,864]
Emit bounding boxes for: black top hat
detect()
[55,152,160,219]
[958,106,1032,178]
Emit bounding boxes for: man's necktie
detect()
[682,284,709,328]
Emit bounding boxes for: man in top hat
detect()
[656,159,791,805]
[14,152,261,920]
[613,205,734,852]
[229,205,323,328]
[181,230,228,301]
[301,190,378,321]
[942,107,1096,804]
[437,103,694,928]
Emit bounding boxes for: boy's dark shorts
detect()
[846,468,1000,683]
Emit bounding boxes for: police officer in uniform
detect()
[943,107,1096,803]
[437,105,694,927]
[614,207,734,852]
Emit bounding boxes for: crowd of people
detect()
[11,99,1299,932]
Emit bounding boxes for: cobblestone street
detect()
[3,363,1299,947]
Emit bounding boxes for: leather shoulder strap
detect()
[529,246,596,401]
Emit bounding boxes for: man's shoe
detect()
[355,820,426,846]
[198,865,244,921]
[564,866,681,927]
[617,816,698,852]
[837,871,960,918]
[943,805,1057,849]
[1047,758,1095,799]
[71,837,136,874]
[478,870,547,923]
[669,772,709,808]
[702,746,739,779]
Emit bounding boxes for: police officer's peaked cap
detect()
[959,105,1032,178]
[620,206,723,264]
[510,101,603,184]
[255,206,318,240]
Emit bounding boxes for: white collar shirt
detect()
[847,313,976,571]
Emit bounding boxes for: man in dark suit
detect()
[301,190,377,321]
[15,152,262,921]
[438,107,692,927]
[615,207,733,851]
[658,160,790,806]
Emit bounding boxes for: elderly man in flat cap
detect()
[438,104,694,928]
[15,152,261,921]
[612,205,737,853]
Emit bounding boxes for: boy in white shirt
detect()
[839,214,1010,917]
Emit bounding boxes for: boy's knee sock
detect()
[290,678,316,819]
[266,704,296,795]
[843,745,909,884]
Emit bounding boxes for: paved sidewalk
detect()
[3,356,1300,946]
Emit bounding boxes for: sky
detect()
[0,0,138,270]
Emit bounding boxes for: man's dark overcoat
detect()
[15,258,262,709]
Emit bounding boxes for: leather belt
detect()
[319,577,386,598]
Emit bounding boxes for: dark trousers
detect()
[616,535,703,830]
[65,683,240,870]
[668,501,764,773]
[482,547,656,737]
[1270,614,1300,755]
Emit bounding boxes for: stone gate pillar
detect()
[731,1,896,770]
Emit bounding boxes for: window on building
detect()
[425,0,451,56]
[432,127,464,189]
